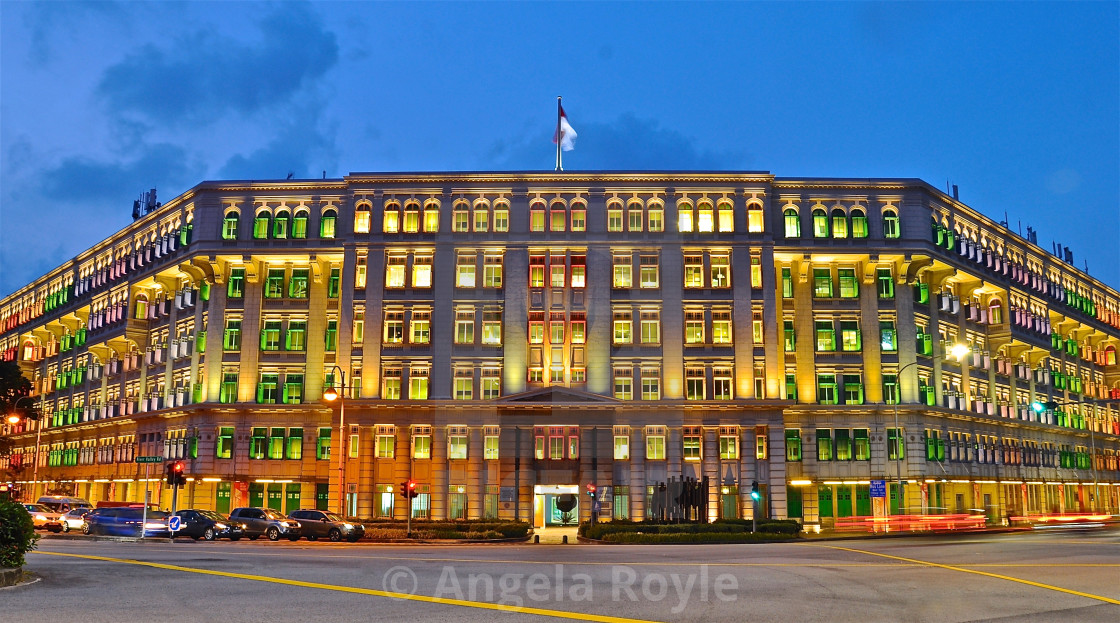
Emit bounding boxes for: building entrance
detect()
[533,484,579,528]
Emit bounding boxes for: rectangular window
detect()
[355,255,368,289]
[612,309,632,344]
[324,319,338,352]
[353,309,365,344]
[817,373,837,405]
[713,367,733,400]
[685,310,705,345]
[383,310,404,344]
[785,373,797,400]
[614,427,630,460]
[843,374,863,404]
[530,205,545,232]
[283,374,304,404]
[782,267,793,298]
[877,268,895,298]
[249,427,267,459]
[783,320,795,352]
[481,309,502,345]
[646,427,666,460]
[887,428,905,460]
[550,206,566,232]
[883,374,898,405]
[412,255,432,288]
[639,368,660,400]
[639,255,659,288]
[288,268,309,298]
[448,427,468,459]
[382,367,401,400]
[838,268,858,298]
[682,426,702,461]
[473,205,488,232]
[409,368,429,400]
[285,320,306,351]
[268,427,285,459]
[385,255,406,288]
[880,320,897,352]
[815,320,835,351]
[412,427,432,459]
[286,428,303,460]
[719,428,739,460]
[484,427,500,459]
[569,255,586,288]
[216,426,234,459]
[260,321,282,351]
[483,255,503,288]
[453,205,469,232]
[227,268,245,299]
[750,254,762,289]
[684,254,704,288]
[817,429,832,461]
[493,204,509,232]
[482,369,500,399]
[854,429,870,461]
[453,369,474,400]
[613,367,633,400]
[607,205,623,232]
[685,367,706,400]
[570,205,585,232]
[612,254,632,288]
[640,310,660,344]
[219,371,238,404]
[752,311,763,345]
[316,427,331,460]
[785,429,802,462]
[223,319,242,351]
[626,205,642,231]
[264,268,285,298]
[711,310,732,344]
[835,429,852,461]
[813,268,832,298]
[455,309,475,344]
[384,205,401,232]
[708,253,730,289]
[456,254,476,288]
[257,373,280,404]
[648,205,664,231]
[375,430,395,459]
[410,309,431,344]
[840,320,861,351]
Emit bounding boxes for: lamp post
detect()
[7,396,42,500]
[321,366,348,518]
[893,343,969,515]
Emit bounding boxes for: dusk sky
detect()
[1,1,1117,297]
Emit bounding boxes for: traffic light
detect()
[166,461,186,486]
[750,480,760,501]
[407,480,419,499]
[1031,401,1058,413]
[586,482,597,498]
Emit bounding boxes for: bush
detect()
[0,498,38,568]
[355,520,530,541]
[580,518,802,541]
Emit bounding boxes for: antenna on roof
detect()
[286,171,294,180]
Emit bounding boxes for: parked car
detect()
[37,495,93,513]
[22,503,63,532]
[59,507,93,532]
[287,509,365,542]
[172,509,246,541]
[228,507,302,541]
[85,507,170,537]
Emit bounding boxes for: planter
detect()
[0,567,22,588]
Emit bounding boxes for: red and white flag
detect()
[553,104,577,151]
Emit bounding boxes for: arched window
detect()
[783,208,800,238]
[320,209,337,239]
[831,208,848,239]
[530,201,546,232]
[988,298,1003,324]
[493,200,510,232]
[253,211,271,239]
[550,201,566,232]
[473,202,489,232]
[423,202,440,233]
[402,202,420,233]
[697,201,715,232]
[570,201,586,232]
[453,202,469,232]
[354,203,371,233]
[1105,345,1117,366]
[746,202,762,233]
[647,201,664,232]
[222,212,240,240]
[292,209,309,238]
[812,209,829,238]
[134,294,149,320]
[719,200,737,232]
[273,209,290,239]
[678,202,695,233]
[850,208,868,238]
[883,209,900,239]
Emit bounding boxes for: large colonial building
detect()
[2,171,1118,528]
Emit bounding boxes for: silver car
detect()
[60,507,93,532]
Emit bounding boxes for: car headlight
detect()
[143,522,165,530]
[34,514,46,521]
[214,523,227,530]
[343,523,353,529]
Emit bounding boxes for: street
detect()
[6,529,1120,622]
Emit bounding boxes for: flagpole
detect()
[556,96,563,172]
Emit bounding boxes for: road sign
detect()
[870,479,887,499]
[168,515,181,532]
[135,456,164,463]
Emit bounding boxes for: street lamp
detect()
[6,396,43,499]
[321,366,348,518]
[893,342,970,515]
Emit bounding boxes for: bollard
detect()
[534,534,540,543]
[562,535,568,544]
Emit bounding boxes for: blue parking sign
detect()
[168,515,182,531]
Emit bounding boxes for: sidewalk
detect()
[533,525,579,544]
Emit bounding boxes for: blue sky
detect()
[1,1,1117,296]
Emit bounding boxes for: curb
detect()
[0,567,22,588]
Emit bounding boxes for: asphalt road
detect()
[6,529,1120,623]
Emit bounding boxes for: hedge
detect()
[355,520,530,540]
[601,531,798,544]
[580,519,802,541]
[0,498,38,568]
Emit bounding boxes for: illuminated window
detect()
[640,310,660,344]
[877,268,894,298]
[447,426,468,459]
[412,425,432,458]
[697,201,714,232]
[528,312,544,344]
[843,374,863,404]
[409,367,429,400]
[614,426,630,459]
[423,203,439,232]
[529,255,545,288]
[883,374,898,405]
[880,319,897,352]
[320,209,336,238]
[410,309,431,344]
[481,309,502,345]
[453,203,469,232]
[456,254,476,288]
[257,375,279,404]
[354,203,371,233]
[483,255,503,288]
[570,202,586,231]
[628,203,644,231]
[720,200,737,232]
[385,255,406,288]
[750,254,762,289]
[684,254,704,288]
[482,370,501,400]
[648,203,664,232]
[639,255,659,288]
[813,268,833,298]
[549,313,565,343]
[283,376,304,405]
[550,256,566,288]
[783,320,795,352]
[469,204,487,233]
[355,254,367,289]
[383,310,404,345]
[838,268,858,298]
[376,428,396,458]
[570,255,586,288]
[887,429,905,460]
[380,365,403,398]
[260,320,282,351]
[570,313,586,344]
[646,426,666,460]
[812,208,828,238]
[685,310,705,344]
[831,208,848,239]
[815,320,835,351]
[641,369,660,400]
[712,310,732,344]
[783,208,799,238]
[678,202,694,232]
[253,211,271,239]
[325,318,337,351]
[685,367,706,400]
[351,309,365,345]
[285,320,307,351]
[223,319,241,351]
[817,429,833,461]
[840,320,861,351]
[882,209,899,239]
[752,310,763,345]
[719,427,739,460]
[607,201,623,232]
[612,309,632,344]
[222,212,239,240]
[384,202,401,233]
[413,255,432,288]
[613,367,632,400]
[455,309,475,344]
[682,426,702,460]
[550,203,566,232]
[402,202,420,233]
[292,209,308,238]
[493,202,509,232]
[781,267,793,298]
[816,374,837,405]
[612,254,632,288]
[454,370,473,401]
[851,208,868,238]
[264,268,285,298]
[530,202,545,232]
[710,253,730,288]
[713,367,733,400]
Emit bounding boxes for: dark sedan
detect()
[86,508,170,537]
[172,509,246,541]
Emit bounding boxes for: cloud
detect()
[22,1,126,65]
[486,113,749,171]
[96,3,338,126]
[38,143,204,203]
[218,101,338,180]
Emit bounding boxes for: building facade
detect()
[2,171,1118,527]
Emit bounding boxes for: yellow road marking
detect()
[801,543,1120,605]
[33,551,662,623]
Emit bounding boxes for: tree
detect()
[0,360,32,415]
